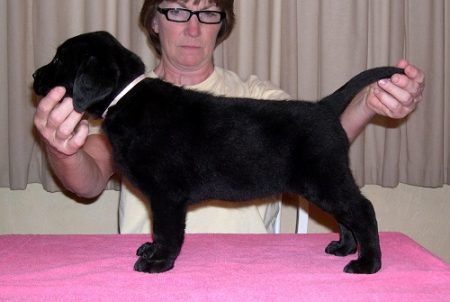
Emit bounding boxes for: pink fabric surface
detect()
[0,232,449,301]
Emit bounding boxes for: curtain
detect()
[0,0,448,192]
[223,0,450,187]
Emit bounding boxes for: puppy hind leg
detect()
[340,196,381,274]
[134,198,187,273]
[299,181,381,273]
[325,223,357,256]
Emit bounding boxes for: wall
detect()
[0,184,119,234]
[1,183,449,263]
[301,184,450,263]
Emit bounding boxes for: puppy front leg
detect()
[134,200,187,273]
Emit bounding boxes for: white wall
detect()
[0,184,119,234]
[304,184,450,263]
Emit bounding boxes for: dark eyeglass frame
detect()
[157,7,226,24]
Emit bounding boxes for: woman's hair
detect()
[139,0,235,56]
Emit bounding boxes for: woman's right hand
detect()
[34,87,89,157]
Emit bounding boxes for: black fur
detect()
[33,31,404,274]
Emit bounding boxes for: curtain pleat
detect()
[1,0,448,191]
[1,0,36,189]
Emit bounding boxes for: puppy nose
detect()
[32,72,37,79]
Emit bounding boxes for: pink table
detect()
[1,232,449,301]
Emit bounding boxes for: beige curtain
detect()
[1,0,448,191]
[225,0,450,187]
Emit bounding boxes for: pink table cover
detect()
[1,232,449,301]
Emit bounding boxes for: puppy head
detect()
[33,31,145,118]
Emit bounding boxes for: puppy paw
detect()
[133,242,175,273]
[136,242,153,256]
[325,240,357,256]
[134,256,174,273]
[343,258,381,274]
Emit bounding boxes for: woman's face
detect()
[153,0,222,71]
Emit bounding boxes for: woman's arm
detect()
[34,87,115,198]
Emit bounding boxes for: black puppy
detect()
[33,31,403,274]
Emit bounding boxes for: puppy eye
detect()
[52,57,61,64]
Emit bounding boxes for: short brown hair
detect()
[139,0,235,57]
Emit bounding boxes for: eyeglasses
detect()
[157,7,225,24]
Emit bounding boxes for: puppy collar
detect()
[102,74,147,118]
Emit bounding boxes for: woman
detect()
[34,0,425,234]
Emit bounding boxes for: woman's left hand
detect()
[366,59,425,118]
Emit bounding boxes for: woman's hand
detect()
[341,59,425,142]
[366,59,425,119]
[34,87,89,157]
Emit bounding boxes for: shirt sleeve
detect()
[245,75,291,101]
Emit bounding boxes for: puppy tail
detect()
[320,66,404,115]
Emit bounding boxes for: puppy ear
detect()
[73,56,117,113]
